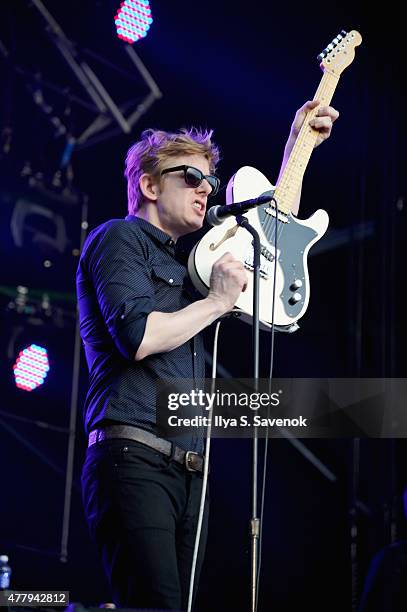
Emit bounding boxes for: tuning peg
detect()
[317,30,348,62]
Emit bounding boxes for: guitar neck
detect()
[274,69,340,214]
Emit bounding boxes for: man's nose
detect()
[197,179,211,196]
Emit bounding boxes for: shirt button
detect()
[194,352,197,356]
[169,278,174,284]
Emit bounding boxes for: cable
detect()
[187,318,223,612]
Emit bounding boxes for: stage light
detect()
[115,0,153,44]
[13,344,50,392]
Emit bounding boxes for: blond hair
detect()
[124,127,220,214]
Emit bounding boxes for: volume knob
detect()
[290,279,303,290]
[288,292,302,305]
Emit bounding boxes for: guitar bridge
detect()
[244,244,275,278]
[244,261,269,278]
[260,244,274,261]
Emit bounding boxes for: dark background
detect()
[0,1,406,610]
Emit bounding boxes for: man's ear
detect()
[139,173,160,201]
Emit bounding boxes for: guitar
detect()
[188,30,362,330]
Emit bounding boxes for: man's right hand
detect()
[135,253,248,361]
[207,252,248,314]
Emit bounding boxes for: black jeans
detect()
[81,438,209,610]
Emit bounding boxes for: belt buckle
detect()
[185,450,200,472]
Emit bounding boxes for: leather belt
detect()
[88,425,205,473]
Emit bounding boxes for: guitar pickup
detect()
[265,207,289,223]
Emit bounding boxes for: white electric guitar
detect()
[188,30,362,330]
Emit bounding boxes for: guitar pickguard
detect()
[262,212,318,318]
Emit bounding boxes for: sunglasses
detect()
[160,165,220,197]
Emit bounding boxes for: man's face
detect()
[154,154,214,239]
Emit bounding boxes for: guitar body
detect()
[188,166,329,328]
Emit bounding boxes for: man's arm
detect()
[135,252,247,361]
[83,224,247,363]
[135,298,224,361]
[276,100,340,215]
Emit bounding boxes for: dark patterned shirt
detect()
[76,215,205,452]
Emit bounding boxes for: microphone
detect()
[205,190,275,226]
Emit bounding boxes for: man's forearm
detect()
[277,136,302,216]
[135,296,226,361]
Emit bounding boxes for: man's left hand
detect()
[290,99,340,148]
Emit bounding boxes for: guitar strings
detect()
[275,71,337,215]
[260,72,337,271]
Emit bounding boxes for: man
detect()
[77,99,339,610]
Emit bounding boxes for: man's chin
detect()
[184,217,204,234]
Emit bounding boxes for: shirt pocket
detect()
[151,264,185,287]
[151,263,186,311]
[150,263,192,357]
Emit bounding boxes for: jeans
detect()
[81,438,209,610]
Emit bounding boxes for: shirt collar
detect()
[125,215,176,249]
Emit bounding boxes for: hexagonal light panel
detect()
[13,344,50,392]
[115,1,153,44]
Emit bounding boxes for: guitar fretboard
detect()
[274,69,340,214]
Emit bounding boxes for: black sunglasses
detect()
[160,165,220,197]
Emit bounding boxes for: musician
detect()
[77,99,339,610]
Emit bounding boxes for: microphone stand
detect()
[236,214,261,612]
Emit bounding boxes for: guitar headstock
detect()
[318,30,362,76]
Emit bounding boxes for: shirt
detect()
[76,215,205,452]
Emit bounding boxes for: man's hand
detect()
[277,99,340,216]
[289,99,340,149]
[135,253,248,360]
[208,252,248,313]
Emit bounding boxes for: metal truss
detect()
[1,0,162,155]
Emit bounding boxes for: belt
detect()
[88,425,205,473]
